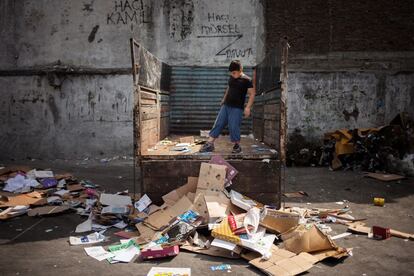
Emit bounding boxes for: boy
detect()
[200,60,255,153]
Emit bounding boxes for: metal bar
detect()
[278,38,289,209]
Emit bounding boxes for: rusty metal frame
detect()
[130,38,143,204]
[279,38,289,208]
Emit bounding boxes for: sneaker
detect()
[199,142,215,153]
[232,143,242,154]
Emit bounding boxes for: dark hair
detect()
[228,60,242,72]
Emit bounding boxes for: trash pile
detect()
[288,112,414,176]
[1,160,413,276]
[0,166,92,220]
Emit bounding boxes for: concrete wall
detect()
[265,0,414,142]
[0,0,264,160]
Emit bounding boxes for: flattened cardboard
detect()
[311,247,350,261]
[145,196,193,229]
[196,163,226,196]
[364,172,405,182]
[192,193,209,223]
[181,242,240,259]
[260,209,300,234]
[0,192,47,207]
[136,222,157,242]
[347,222,414,240]
[282,224,336,254]
[162,177,198,206]
[209,155,238,185]
[204,194,230,222]
[248,245,318,276]
[67,184,84,192]
[28,205,70,216]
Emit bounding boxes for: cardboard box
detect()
[372,226,391,240]
[141,245,179,260]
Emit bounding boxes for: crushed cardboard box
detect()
[281,224,338,254]
[145,196,193,230]
[246,245,318,276]
[260,209,300,234]
[162,177,198,206]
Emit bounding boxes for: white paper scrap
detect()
[134,194,152,212]
[84,246,115,261]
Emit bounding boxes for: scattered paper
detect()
[76,215,93,233]
[100,193,131,206]
[108,240,140,263]
[3,174,39,193]
[34,170,54,178]
[101,205,129,214]
[69,232,105,245]
[134,194,152,212]
[331,232,352,240]
[84,246,114,261]
[211,238,237,251]
[54,189,70,197]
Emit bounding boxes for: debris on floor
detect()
[321,113,414,176]
[287,113,414,177]
[1,159,412,275]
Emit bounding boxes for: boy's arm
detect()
[244,87,256,117]
[220,86,229,105]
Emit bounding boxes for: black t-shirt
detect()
[224,74,253,109]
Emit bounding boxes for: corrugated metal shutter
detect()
[170,66,253,134]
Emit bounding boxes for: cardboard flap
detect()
[145,196,193,230]
[196,163,226,196]
[162,177,198,206]
[282,224,336,254]
[260,209,300,234]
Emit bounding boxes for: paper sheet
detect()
[100,193,131,206]
[84,246,114,261]
[134,194,152,212]
[69,232,105,245]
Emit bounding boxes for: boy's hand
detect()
[244,107,251,118]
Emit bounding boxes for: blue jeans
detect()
[209,104,243,143]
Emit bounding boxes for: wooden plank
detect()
[141,91,157,100]
[141,98,157,105]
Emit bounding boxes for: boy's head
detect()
[228,60,242,78]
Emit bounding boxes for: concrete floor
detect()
[0,159,413,276]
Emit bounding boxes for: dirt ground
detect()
[0,159,413,276]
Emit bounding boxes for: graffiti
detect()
[197,12,253,59]
[167,0,194,42]
[200,12,240,35]
[106,0,151,25]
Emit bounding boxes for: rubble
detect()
[1,157,412,275]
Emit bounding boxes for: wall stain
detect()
[48,95,60,124]
[88,25,100,42]
[343,106,359,121]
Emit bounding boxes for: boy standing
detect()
[200,60,255,153]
